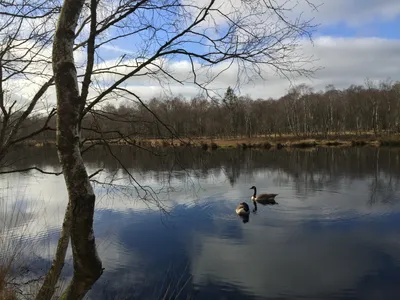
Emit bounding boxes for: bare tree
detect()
[50,0,104,298]
[2,0,319,298]
[0,0,59,170]
[4,0,400,298]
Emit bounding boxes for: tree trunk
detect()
[35,202,72,300]
[52,0,103,299]
[374,99,379,135]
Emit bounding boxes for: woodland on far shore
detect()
[15,79,400,149]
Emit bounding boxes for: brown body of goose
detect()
[250,186,278,204]
[236,202,250,216]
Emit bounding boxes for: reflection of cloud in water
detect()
[1,147,400,298]
[0,169,230,239]
[191,214,400,299]
[2,148,399,240]
[82,200,400,299]
[86,206,216,299]
[3,210,144,296]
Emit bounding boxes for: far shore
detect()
[22,132,400,150]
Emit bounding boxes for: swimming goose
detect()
[236,202,250,216]
[250,186,278,204]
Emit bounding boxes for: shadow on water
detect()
[2,146,400,299]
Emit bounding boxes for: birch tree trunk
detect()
[52,0,103,299]
[35,203,72,300]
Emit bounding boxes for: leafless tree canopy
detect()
[1,0,320,299]
[0,0,318,169]
[0,0,58,166]
[10,80,400,148]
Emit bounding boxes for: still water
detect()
[2,146,400,299]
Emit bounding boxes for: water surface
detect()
[2,146,400,299]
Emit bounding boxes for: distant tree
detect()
[223,86,240,137]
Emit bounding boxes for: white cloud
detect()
[4,0,400,106]
[302,0,400,27]
[7,35,400,104]
[87,36,400,101]
[181,0,400,32]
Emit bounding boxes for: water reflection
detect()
[2,146,400,299]
[7,146,400,202]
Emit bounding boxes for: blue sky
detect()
[14,0,400,104]
[317,17,400,39]
[100,0,400,49]
[92,0,400,100]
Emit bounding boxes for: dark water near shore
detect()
[2,146,400,299]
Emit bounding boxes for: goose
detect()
[250,186,278,204]
[236,202,250,216]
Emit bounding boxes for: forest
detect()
[21,79,400,144]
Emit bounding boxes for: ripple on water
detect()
[97,236,136,272]
[4,147,400,300]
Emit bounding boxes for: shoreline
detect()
[22,134,400,150]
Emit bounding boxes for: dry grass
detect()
[81,133,400,150]
[20,132,400,150]
[0,266,18,300]
[0,187,52,300]
[0,196,26,300]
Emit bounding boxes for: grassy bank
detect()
[144,133,400,150]
[224,135,399,149]
[21,133,400,150]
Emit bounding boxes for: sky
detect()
[92,0,400,101]
[6,0,400,108]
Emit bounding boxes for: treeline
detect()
[16,80,400,142]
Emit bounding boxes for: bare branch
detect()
[80,0,97,106]
[0,166,62,175]
[89,168,103,178]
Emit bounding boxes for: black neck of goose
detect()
[253,188,256,197]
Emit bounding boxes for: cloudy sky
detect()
[85,0,400,101]
[6,0,400,107]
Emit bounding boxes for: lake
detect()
[1,146,400,299]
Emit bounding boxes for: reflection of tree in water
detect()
[8,146,400,204]
[271,148,346,199]
[368,148,400,205]
[221,150,245,187]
